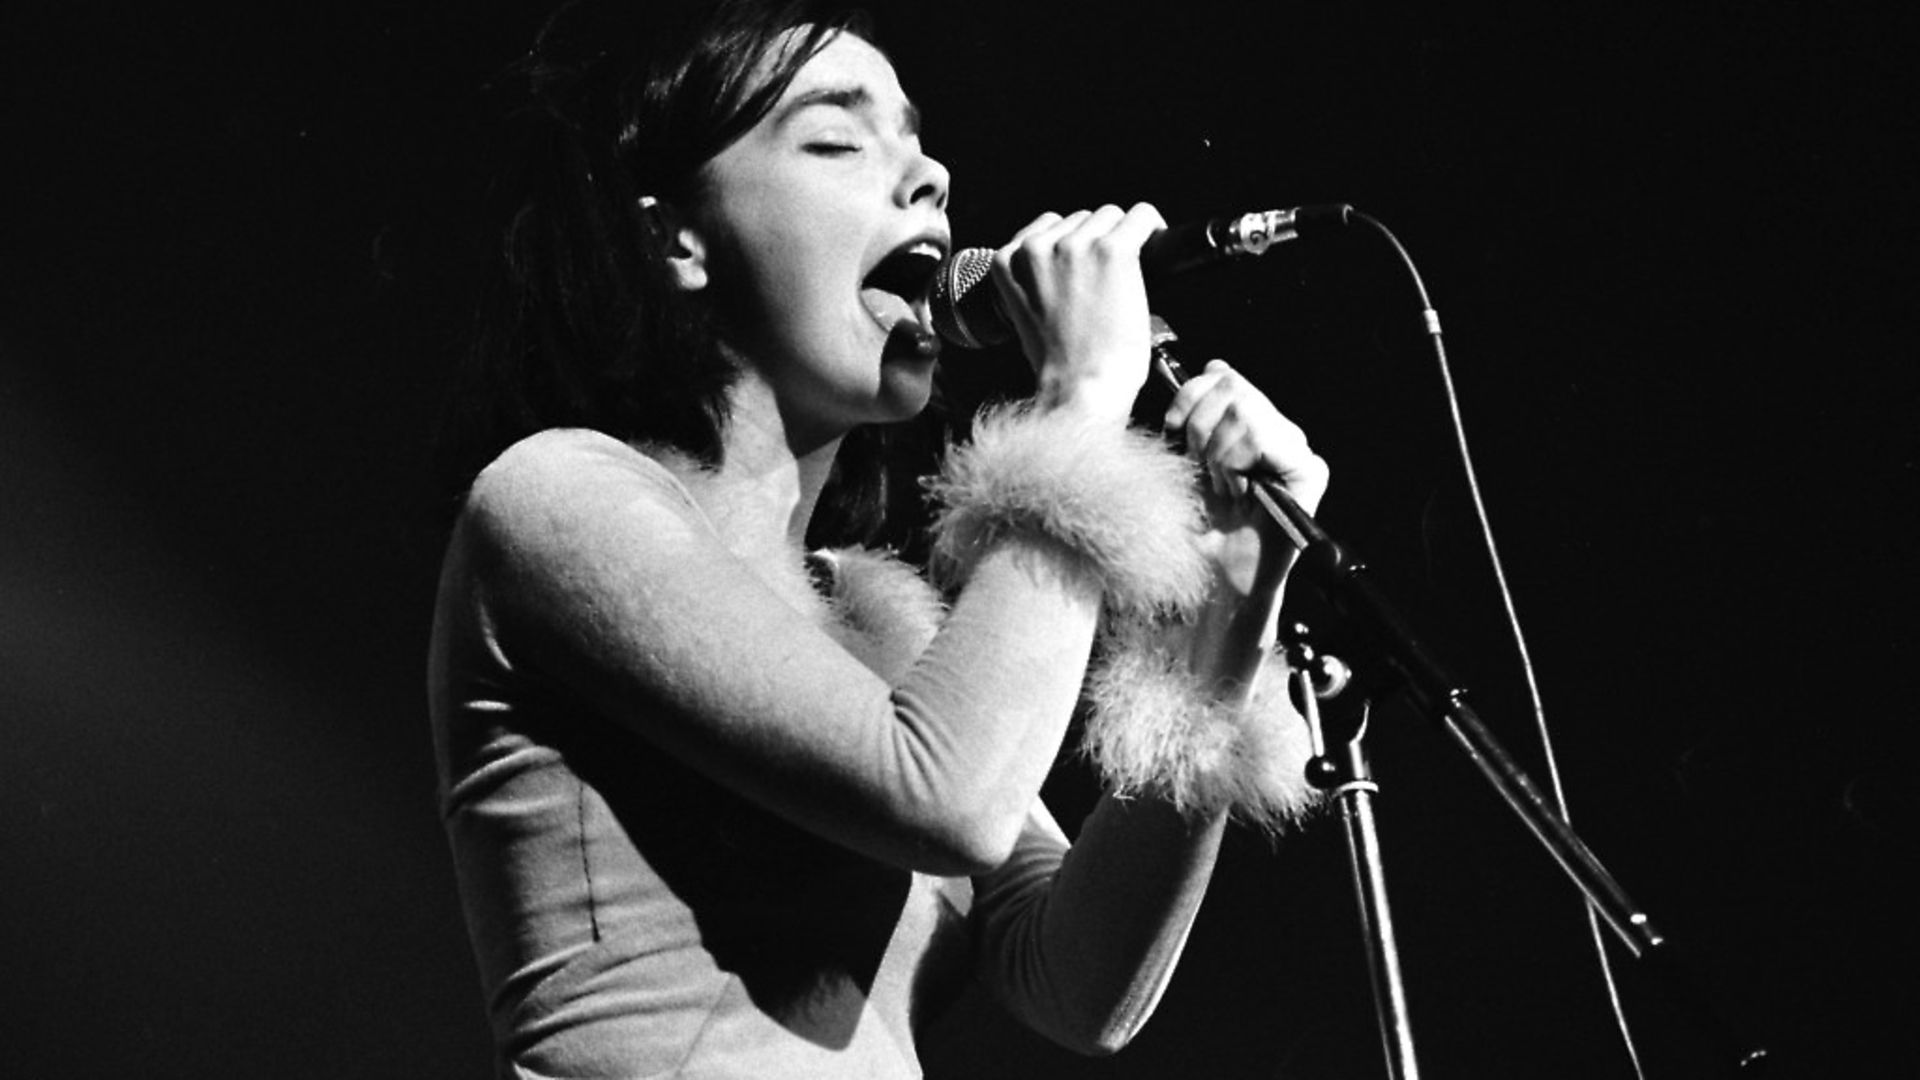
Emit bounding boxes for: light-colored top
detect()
[429,428,1192,1079]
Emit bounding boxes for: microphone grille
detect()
[930,247,1006,350]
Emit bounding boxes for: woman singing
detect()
[428,1,1330,1075]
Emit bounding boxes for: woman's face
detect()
[688,30,952,446]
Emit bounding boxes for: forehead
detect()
[774,31,908,110]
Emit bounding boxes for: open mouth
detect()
[860,239,946,358]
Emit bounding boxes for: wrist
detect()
[1082,618,1323,832]
[1033,369,1129,418]
[1188,580,1284,697]
[926,402,1210,621]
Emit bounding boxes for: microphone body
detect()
[931,204,1351,349]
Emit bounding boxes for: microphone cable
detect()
[1347,208,1647,1080]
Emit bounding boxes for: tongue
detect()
[860,286,915,332]
[862,287,939,359]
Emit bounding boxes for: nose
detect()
[897,146,951,213]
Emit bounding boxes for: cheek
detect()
[690,167,871,356]
[741,233,860,350]
[709,192,832,298]
[703,238,856,380]
[697,219,809,341]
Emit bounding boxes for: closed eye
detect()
[806,141,862,156]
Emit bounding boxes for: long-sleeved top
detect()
[428,426,1219,1079]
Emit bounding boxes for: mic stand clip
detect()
[1286,624,1422,1080]
[1262,475,1769,1075]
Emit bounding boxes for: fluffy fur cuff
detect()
[925,403,1211,621]
[1081,620,1322,833]
[813,546,947,682]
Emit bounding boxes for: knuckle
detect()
[1014,228,1059,264]
[1008,213,1060,248]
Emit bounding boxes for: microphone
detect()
[930,204,1353,349]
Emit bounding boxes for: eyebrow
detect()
[777,85,922,137]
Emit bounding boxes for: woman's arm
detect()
[459,434,1107,877]
[971,358,1329,1053]
[455,206,1189,879]
[1172,357,1331,685]
[970,798,1227,1055]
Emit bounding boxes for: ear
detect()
[637,195,708,292]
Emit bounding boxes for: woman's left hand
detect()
[1164,359,1329,600]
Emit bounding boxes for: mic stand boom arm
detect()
[1147,315,1768,1075]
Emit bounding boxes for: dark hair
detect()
[436,0,898,536]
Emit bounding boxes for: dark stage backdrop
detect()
[4,3,1913,1077]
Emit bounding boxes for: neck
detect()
[697,374,844,558]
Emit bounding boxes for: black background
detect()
[4,2,1913,1077]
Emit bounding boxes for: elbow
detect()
[884,714,1032,875]
[1080,1006,1153,1057]
[1050,1010,1150,1058]
[1045,977,1165,1057]
[912,805,1025,876]
[1060,1033,1129,1059]
[1087,1019,1142,1056]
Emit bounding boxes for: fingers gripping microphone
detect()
[930,204,1352,349]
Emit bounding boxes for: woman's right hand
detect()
[990,203,1167,422]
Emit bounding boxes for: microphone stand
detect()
[1284,626,1422,1080]
[1262,473,1766,1075]
[1148,314,1769,1076]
